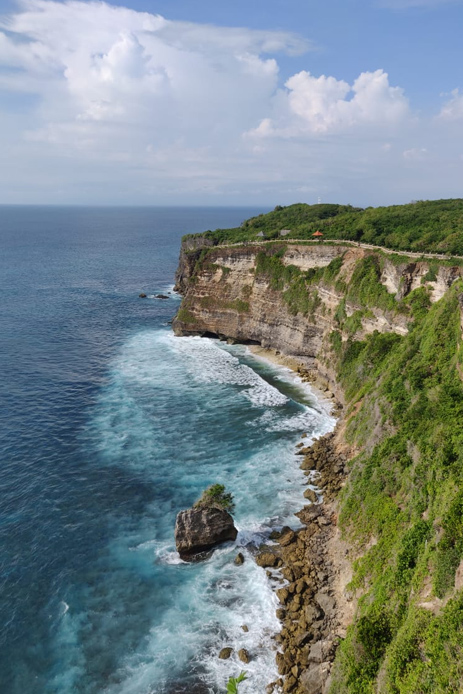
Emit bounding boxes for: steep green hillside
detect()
[188,199,463,256]
[327,277,463,693]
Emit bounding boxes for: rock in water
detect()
[218,647,233,660]
[175,507,238,560]
[238,648,250,663]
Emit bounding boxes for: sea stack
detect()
[175,484,238,561]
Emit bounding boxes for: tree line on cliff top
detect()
[186,199,463,256]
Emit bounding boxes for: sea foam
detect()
[69,329,335,693]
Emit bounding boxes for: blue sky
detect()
[0,0,462,205]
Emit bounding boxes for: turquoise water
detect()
[0,206,334,693]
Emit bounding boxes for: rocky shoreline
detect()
[256,431,352,694]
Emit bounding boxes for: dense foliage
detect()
[194,484,235,514]
[185,199,463,256]
[327,279,463,692]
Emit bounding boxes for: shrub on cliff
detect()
[194,484,235,514]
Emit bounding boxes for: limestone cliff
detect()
[173,240,462,402]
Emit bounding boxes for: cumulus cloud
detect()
[0,0,462,205]
[0,0,305,153]
[247,69,410,137]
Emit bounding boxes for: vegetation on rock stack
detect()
[184,199,463,256]
[194,484,235,514]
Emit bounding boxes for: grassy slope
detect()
[247,247,463,692]
[330,280,463,693]
[187,199,463,256]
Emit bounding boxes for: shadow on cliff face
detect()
[201,331,261,346]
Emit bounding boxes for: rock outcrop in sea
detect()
[175,505,237,560]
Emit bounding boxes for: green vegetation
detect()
[328,279,463,693]
[184,199,463,256]
[191,230,463,691]
[176,307,198,325]
[226,672,248,693]
[199,295,249,313]
[254,246,344,317]
[344,256,396,312]
[194,484,235,514]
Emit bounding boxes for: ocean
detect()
[0,206,334,694]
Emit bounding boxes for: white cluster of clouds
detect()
[0,1,291,147]
[248,69,410,137]
[0,0,462,204]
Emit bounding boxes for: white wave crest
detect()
[167,335,289,407]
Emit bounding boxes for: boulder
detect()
[175,507,237,560]
[218,647,233,660]
[305,602,324,623]
[155,294,169,299]
[300,664,324,694]
[314,591,336,615]
[234,552,245,565]
[304,488,319,503]
[139,293,147,298]
[277,587,290,605]
[276,652,288,675]
[238,648,250,663]
[279,529,296,547]
[255,551,280,568]
[283,674,297,692]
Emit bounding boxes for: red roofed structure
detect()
[312,230,324,240]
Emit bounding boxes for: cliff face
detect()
[173,240,462,400]
[174,234,216,292]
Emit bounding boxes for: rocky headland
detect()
[172,240,462,406]
[175,506,238,560]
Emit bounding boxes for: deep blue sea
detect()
[0,206,334,694]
